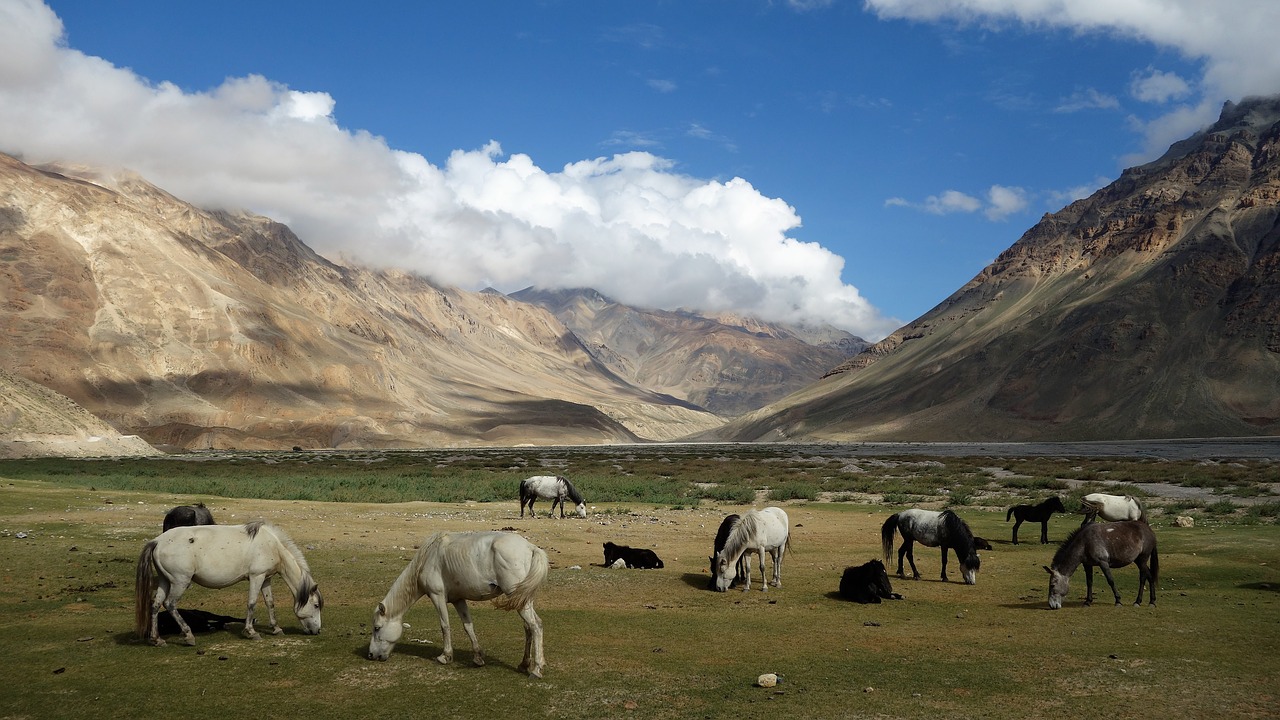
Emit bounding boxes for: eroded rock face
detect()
[718,96,1280,442]
[0,154,723,450]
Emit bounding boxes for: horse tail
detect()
[880,514,899,562]
[494,544,549,612]
[1006,506,1014,522]
[134,540,158,639]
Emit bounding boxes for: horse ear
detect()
[1042,565,1052,574]
[376,602,386,616]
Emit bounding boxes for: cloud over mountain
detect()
[0,0,899,340]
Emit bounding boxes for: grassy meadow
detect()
[1,445,1277,719]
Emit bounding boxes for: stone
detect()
[756,673,778,688]
[1174,516,1195,528]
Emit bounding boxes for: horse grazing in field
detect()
[708,514,748,590]
[519,475,587,518]
[1045,520,1158,609]
[367,531,549,678]
[881,508,981,585]
[603,542,664,569]
[162,502,216,532]
[839,560,903,604]
[1006,496,1067,544]
[1080,493,1147,525]
[135,521,323,646]
[711,507,791,592]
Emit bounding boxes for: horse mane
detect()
[1051,526,1084,567]
[560,476,585,505]
[940,510,977,554]
[1130,495,1148,521]
[384,532,444,615]
[247,521,318,608]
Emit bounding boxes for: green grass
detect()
[1,447,1279,719]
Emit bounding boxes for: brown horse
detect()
[1045,520,1158,609]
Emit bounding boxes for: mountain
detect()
[0,153,722,450]
[0,367,160,458]
[708,96,1280,442]
[510,287,866,416]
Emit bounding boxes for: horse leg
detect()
[1134,558,1154,606]
[244,574,266,639]
[904,540,921,580]
[162,576,197,646]
[1012,518,1022,545]
[940,546,950,582]
[771,547,783,588]
[430,594,454,665]
[1083,565,1095,606]
[516,603,545,678]
[1097,563,1122,605]
[147,576,175,646]
[260,581,283,635]
[1040,520,1050,544]
[451,600,484,667]
[752,545,762,591]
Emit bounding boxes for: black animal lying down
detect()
[156,608,242,636]
[603,541,665,569]
[839,559,903,604]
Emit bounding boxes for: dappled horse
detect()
[162,502,216,532]
[839,559,903,604]
[708,514,748,590]
[135,521,323,646]
[1046,520,1158,609]
[1080,493,1147,525]
[519,475,587,518]
[603,541,664,569]
[1006,496,1067,544]
[711,507,791,592]
[881,508,981,585]
[367,531,549,678]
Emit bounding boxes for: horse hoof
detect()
[436,655,451,665]
[271,627,284,635]
[151,638,166,647]
[244,631,261,640]
[473,656,485,667]
[183,636,197,646]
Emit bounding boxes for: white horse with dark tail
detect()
[135,521,323,646]
[711,506,791,592]
[367,531,549,678]
[519,475,586,518]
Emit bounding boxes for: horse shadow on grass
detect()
[349,639,524,674]
[1239,581,1280,592]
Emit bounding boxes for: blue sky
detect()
[2,1,1278,340]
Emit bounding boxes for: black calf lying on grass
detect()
[839,559,903,604]
[603,541,665,569]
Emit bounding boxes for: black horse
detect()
[1006,496,1067,545]
[162,502,216,532]
[707,514,748,589]
[603,542,664,569]
[838,560,903,603]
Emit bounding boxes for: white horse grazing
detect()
[712,506,791,592]
[368,531,549,678]
[519,475,587,518]
[135,521,323,646]
[1080,493,1147,524]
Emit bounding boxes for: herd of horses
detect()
[134,480,1158,677]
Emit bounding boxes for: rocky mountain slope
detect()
[0,367,160,458]
[0,154,722,450]
[708,96,1280,442]
[510,287,866,416]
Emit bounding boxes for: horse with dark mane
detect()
[162,502,216,532]
[881,508,981,585]
[1005,496,1066,545]
[519,475,587,518]
[603,542,664,569]
[1045,520,1158,609]
[711,507,791,592]
[839,560,903,603]
[707,514,747,589]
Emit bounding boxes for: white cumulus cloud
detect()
[0,1,898,340]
